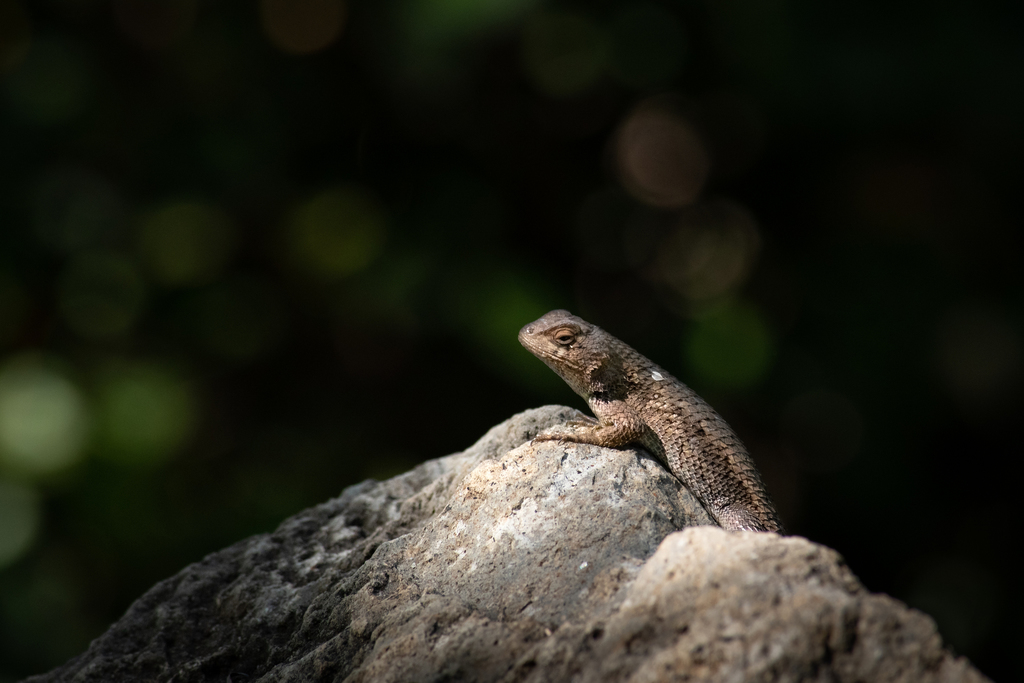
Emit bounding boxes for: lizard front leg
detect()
[534,398,646,448]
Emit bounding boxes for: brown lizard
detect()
[519,309,784,533]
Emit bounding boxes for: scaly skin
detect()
[519,309,784,533]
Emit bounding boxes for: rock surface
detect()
[26,406,988,683]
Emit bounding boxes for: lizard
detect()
[519,309,784,533]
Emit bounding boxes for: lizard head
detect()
[518,310,607,397]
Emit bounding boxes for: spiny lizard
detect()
[519,309,784,533]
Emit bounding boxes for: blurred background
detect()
[0,0,1021,679]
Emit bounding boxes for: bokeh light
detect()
[94,361,197,466]
[0,478,40,568]
[685,301,774,391]
[137,200,236,288]
[0,356,90,477]
[401,0,539,45]
[385,0,540,103]
[780,390,863,472]
[447,267,559,390]
[608,3,685,89]
[615,99,709,207]
[57,252,146,340]
[4,36,93,125]
[260,0,346,55]
[0,0,31,74]
[649,199,761,303]
[522,10,607,99]
[193,276,287,361]
[113,0,198,51]
[32,165,126,253]
[286,186,387,280]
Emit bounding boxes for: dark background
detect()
[1,0,1021,680]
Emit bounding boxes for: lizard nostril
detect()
[526,326,534,334]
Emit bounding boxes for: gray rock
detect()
[24,406,988,683]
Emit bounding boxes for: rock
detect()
[24,406,988,683]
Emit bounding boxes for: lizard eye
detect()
[553,329,576,346]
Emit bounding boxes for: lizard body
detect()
[519,309,784,533]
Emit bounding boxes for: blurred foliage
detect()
[1,0,1022,679]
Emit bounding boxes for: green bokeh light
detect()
[0,356,90,476]
[0,478,41,568]
[5,35,93,125]
[137,201,236,287]
[403,0,539,44]
[94,362,197,466]
[522,10,608,98]
[448,267,561,390]
[684,301,775,391]
[57,252,146,341]
[287,186,387,280]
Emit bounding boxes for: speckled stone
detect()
[24,406,987,683]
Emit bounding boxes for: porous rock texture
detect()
[26,406,987,683]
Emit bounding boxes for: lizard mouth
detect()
[518,329,556,364]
